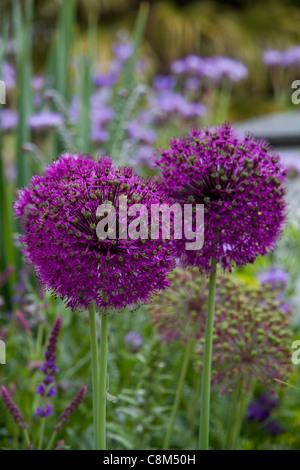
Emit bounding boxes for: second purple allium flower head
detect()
[156,122,287,273]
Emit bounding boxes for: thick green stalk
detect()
[163,336,194,450]
[89,303,100,450]
[99,313,108,450]
[199,260,217,450]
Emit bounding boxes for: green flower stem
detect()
[38,417,45,450]
[89,303,100,450]
[99,312,108,450]
[46,431,57,451]
[163,336,194,450]
[229,382,248,450]
[23,428,31,448]
[199,260,217,450]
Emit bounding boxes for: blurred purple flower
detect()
[31,75,45,91]
[262,49,287,67]
[125,331,143,352]
[153,75,175,91]
[112,40,133,63]
[34,404,54,418]
[1,109,18,131]
[258,267,289,290]
[129,145,155,169]
[127,120,156,144]
[1,62,16,89]
[28,112,64,130]
[93,72,118,88]
[263,419,283,436]
[284,45,300,66]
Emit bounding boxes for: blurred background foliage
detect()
[2,0,300,119]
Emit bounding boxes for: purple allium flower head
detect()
[1,386,28,429]
[257,266,289,290]
[1,109,18,131]
[54,384,87,431]
[14,154,176,312]
[156,122,287,274]
[27,112,64,130]
[125,331,143,352]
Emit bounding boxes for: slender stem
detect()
[23,428,31,448]
[199,260,217,450]
[46,431,57,451]
[99,313,108,450]
[230,383,248,450]
[89,303,100,450]
[38,418,45,450]
[163,337,194,450]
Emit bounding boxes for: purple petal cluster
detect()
[1,61,16,89]
[246,391,279,422]
[54,384,87,431]
[1,385,28,429]
[156,122,287,273]
[36,315,62,401]
[257,266,289,290]
[34,404,54,418]
[125,331,143,352]
[27,111,64,130]
[14,153,176,311]
[246,390,283,436]
[262,46,300,67]
[1,109,18,131]
[171,55,248,82]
